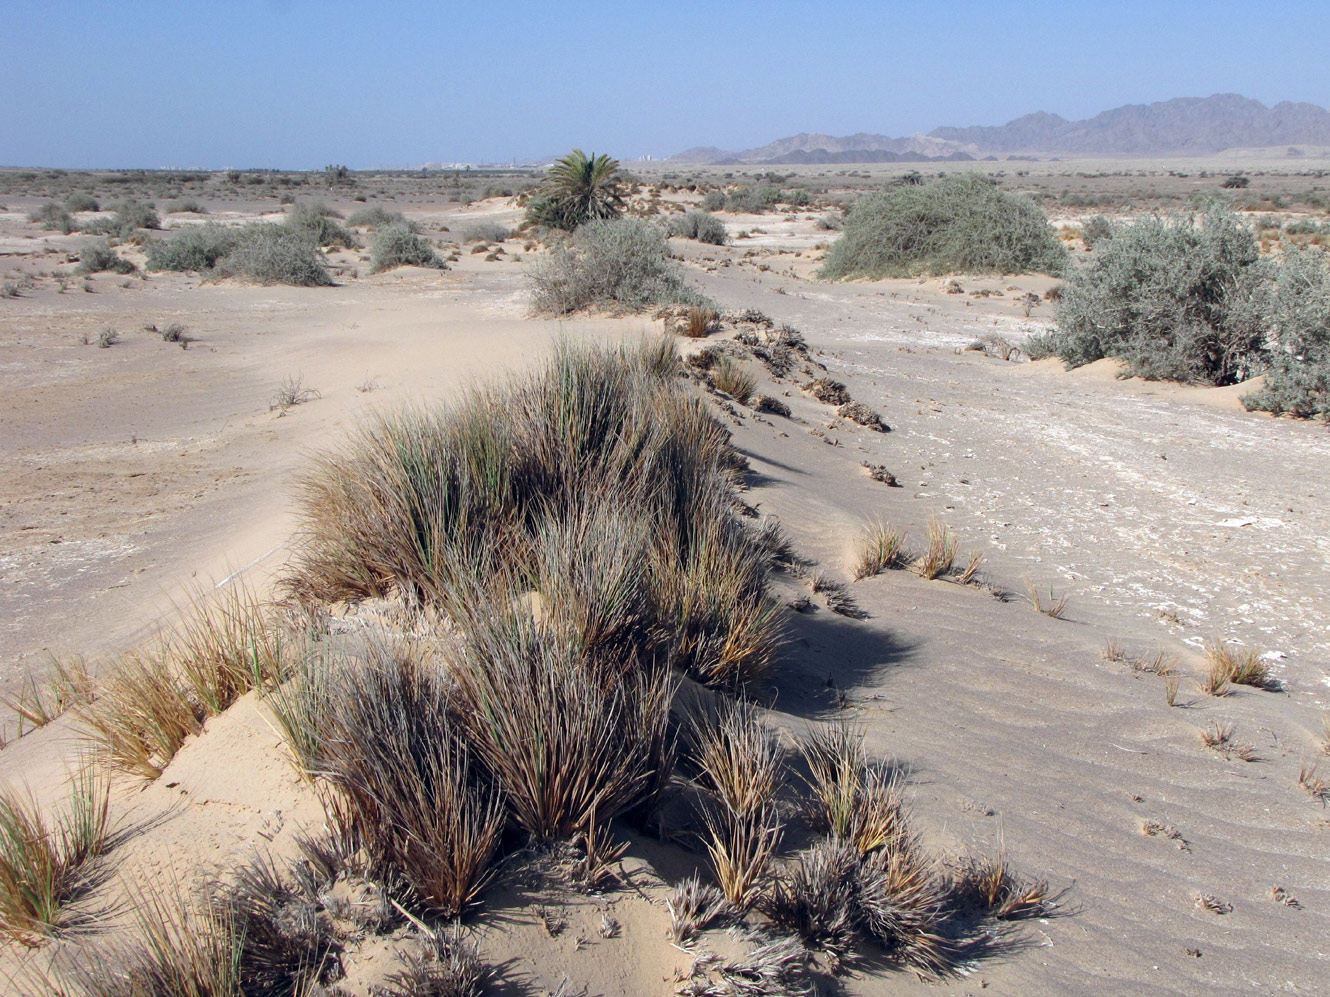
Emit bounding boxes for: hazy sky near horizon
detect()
[4,0,1328,168]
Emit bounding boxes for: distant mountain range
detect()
[669,94,1330,164]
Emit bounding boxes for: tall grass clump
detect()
[529,217,708,314]
[667,210,729,245]
[79,586,288,778]
[369,222,444,273]
[0,765,109,942]
[277,638,504,915]
[288,336,780,690]
[820,174,1068,280]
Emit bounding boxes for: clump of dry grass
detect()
[1199,722,1256,762]
[914,517,958,580]
[1204,639,1271,691]
[950,851,1060,921]
[803,378,850,405]
[836,401,888,433]
[799,724,905,856]
[711,356,756,403]
[287,337,781,690]
[956,549,983,585]
[273,637,504,916]
[3,659,96,736]
[691,701,783,910]
[79,585,287,779]
[666,874,732,946]
[682,305,719,338]
[1022,577,1070,619]
[852,521,907,580]
[1164,675,1180,707]
[384,922,488,997]
[0,764,109,943]
[1298,762,1329,804]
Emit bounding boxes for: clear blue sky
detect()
[3,0,1327,168]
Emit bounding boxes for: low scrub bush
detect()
[75,238,135,275]
[145,222,241,272]
[166,198,206,214]
[1049,204,1267,384]
[667,210,729,245]
[701,189,727,212]
[461,221,510,243]
[529,217,708,314]
[286,201,359,248]
[820,174,1068,280]
[28,202,74,233]
[63,192,99,213]
[1080,214,1113,248]
[369,222,444,273]
[347,205,411,230]
[213,224,333,286]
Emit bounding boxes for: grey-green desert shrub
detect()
[75,238,135,275]
[1051,204,1269,384]
[1080,215,1113,249]
[668,210,729,245]
[529,217,707,314]
[347,205,412,230]
[63,192,100,213]
[701,189,727,212]
[166,198,206,214]
[369,222,444,273]
[109,199,160,231]
[1241,246,1330,419]
[146,223,241,272]
[214,224,332,286]
[462,221,510,243]
[820,174,1068,279]
[286,201,358,248]
[28,203,74,233]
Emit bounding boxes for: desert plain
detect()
[0,159,1327,994]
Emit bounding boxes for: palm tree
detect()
[531,149,625,230]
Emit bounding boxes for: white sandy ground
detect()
[0,192,1327,993]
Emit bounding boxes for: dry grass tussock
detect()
[691,700,784,910]
[852,521,908,580]
[1199,722,1256,762]
[78,585,289,778]
[1203,639,1272,693]
[287,336,781,691]
[1023,578,1070,619]
[0,764,109,944]
[914,517,958,580]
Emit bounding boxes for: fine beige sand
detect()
[0,186,1327,994]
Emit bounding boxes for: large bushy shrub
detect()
[214,224,332,286]
[63,192,100,213]
[286,201,359,248]
[529,217,706,314]
[346,205,412,230]
[667,210,729,245]
[461,221,510,243]
[146,222,240,272]
[75,238,135,274]
[28,202,74,233]
[146,222,331,285]
[819,174,1068,279]
[1051,204,1268,384]
[1241,246,1330,419]
[369,222,444,273]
